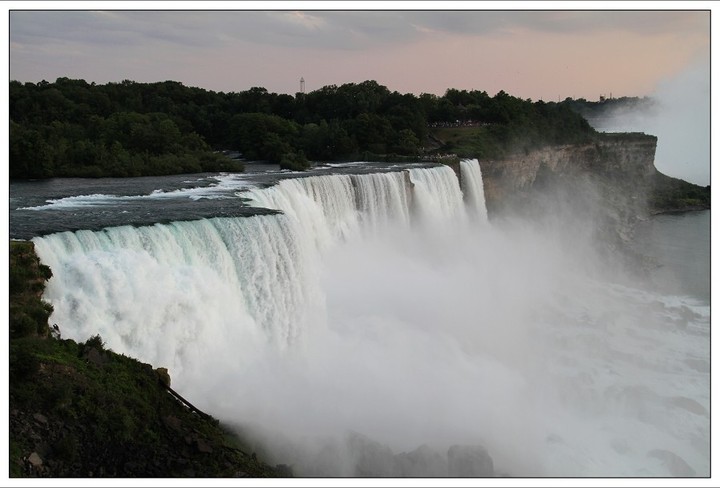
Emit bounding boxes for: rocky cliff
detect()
[479,133,657,208]
[477,132,659,248]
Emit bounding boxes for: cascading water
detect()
[31,158,708,477]
[34,162,478,370]
[460,159,489,222]
[407,165,466,225]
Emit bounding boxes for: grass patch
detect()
[430,126,505,159]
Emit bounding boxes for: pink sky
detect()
[7,7,709,101]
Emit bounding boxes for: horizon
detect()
[4,4,712,185]
[8,75,652,104]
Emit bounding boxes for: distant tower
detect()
[300,77,305,94]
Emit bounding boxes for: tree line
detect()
[9,78,597,178]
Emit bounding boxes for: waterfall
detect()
[34,164,488,361]
[407,164,466,226]
[460,159,489,222]
[32,215,317,360]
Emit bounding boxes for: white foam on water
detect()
[18,173,255,210]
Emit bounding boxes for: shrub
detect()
[279,150,311,171]
[9,343,40,381]
[10,312,38,338]
[85,334,106,351]
[53,435,79,463]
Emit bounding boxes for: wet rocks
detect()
[394,444,447,477]
[156,367,171,388]
[346,432,396,477]
[344,433,495,477]
[26,452,43,473]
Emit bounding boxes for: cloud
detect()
[505,10,707,36]
[8,8,710,106]
[10,10,709,54]
[316,10,709,42]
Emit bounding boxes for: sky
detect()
[3,2,714,184]
[6,4,710,100]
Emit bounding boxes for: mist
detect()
[589,58,710,186]
[229,222,590,476]
[222,197,706,477]
[34,163,709,477]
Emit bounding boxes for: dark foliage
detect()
[9,241,53,338]
[650,172,711,213]
[10,78,598,178]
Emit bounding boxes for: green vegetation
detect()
[430,126,506,159]
[427,90,596,158]
[10,78,597,178]
[8,241,287,478]
[9,241,53,339]
[279,150,311,171]
[650,172,711,213]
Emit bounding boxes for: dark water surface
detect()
[9,161,436,240]
[631,210,710,304]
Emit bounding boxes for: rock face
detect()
[338,434,495,477]
[447,445,494,477]
[156,367,171,388]
[480,134,657,210]
[278,431,496,477]
[26,452,43,474]
[346,432,396,477]
[478,133,658,249]
[394,444,448,477]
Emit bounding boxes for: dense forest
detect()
[9,78,596,178]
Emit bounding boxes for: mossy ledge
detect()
[8,240,290,478]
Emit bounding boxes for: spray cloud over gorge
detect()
[587,59,710,186]
[32,161,709,477]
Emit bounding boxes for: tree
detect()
[390,129,421,155]
[9,122,55,179]
[9,77,599,178]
